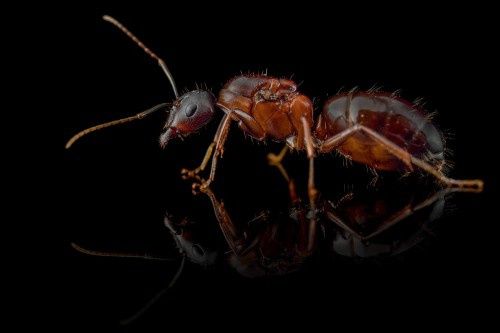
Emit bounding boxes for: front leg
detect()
[181,113,232,190]
[181,142,215,180]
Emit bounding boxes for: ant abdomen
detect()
[315,92,445,171]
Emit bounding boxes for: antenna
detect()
[102,15,179,98]
[65,102,169,149]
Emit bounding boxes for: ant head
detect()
[65,17,218,151]
[159,90,216,148]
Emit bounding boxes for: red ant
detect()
[66,15,484,208]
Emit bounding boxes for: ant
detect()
[66,15,484,208]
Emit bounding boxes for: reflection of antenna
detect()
[120,255,186,326]
[102,15,179,98]
[71,242,174,261]
[70,242,186,325]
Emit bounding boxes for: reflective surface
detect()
[67,169,483,326]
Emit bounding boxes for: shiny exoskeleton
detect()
[218,75,313,149]
[66,16,484,204]
[316,92,445,171]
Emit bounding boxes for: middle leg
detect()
[301,117,317,208]
[301,117,318,251]
[267,145,290,182]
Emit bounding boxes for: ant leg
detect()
[266,149,300,204]
[201,113,233,189]
[301,117,318,250]
[317,125,364,153]
[102,16,179,98]
[267,146,291,182]
[357,126,484,191]
[301,117,317,208]
[71,242,174,261]
[181,113,232,186]
[268,145,289,166]
[195,104,269,189]
[268,145,290,177]
[318,125,484,191]
[232,109,266,139]
[181,142,215,179]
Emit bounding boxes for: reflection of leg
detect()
[201,186,245,254]
[296,205,314,255]
[325,187,466,241]
[319,125,483,191]
[362,187,475,240]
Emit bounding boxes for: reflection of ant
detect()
[71,159,477,324]
[326,188,456,258]
[66,15,483,209]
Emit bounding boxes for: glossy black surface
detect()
[62,4,497,331]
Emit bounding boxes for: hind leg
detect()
[319,125,484,191]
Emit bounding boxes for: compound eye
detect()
[184,104,198,117]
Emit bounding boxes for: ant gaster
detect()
[66,15,484,208]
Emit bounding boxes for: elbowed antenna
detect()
[65,102,170,149]
[66,15,182,149]
[102,15,179,98]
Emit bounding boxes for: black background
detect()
[62,3,498,330]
